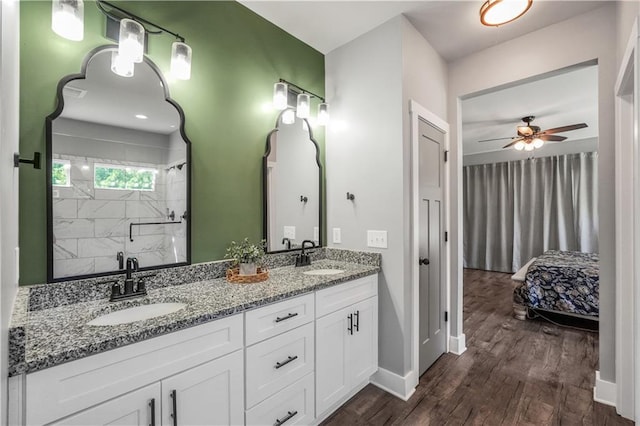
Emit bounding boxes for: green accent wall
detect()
[19,1,325,285]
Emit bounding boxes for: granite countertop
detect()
[10,259,379,376]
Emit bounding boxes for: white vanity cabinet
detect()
[315,276,379,418]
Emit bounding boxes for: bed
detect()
[511,250,599,321]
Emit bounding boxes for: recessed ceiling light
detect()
[170,125,176,128]
[135,114,148,119]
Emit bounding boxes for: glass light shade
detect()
[273,82,288,110]
[51,0,84,41]
[514,141,525,151]
[118,18,145,63]
[170,42,192,80]
[317,103,329,126]
[296,93,310,119]
[282,109,295,125]
[532,138,544,149]
[480,0,532,27]
[110,51,134,78]
[524,142,535,151]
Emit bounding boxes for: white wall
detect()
[0,0,20,422]
[326,15,447,377]
[448,5,617,380]
[617,1,640,71]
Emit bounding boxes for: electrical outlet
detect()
[333,228,341,244]
[283,226,296,239]
[367,230,388,248]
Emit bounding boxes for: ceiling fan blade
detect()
[503,138,525,149]
[541,123,588,135]
[477,137,515,143]
[539,135,567,142]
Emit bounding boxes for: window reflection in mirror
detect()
[49,47,189,281]
[264,111,321,252]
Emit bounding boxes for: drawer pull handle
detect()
[275,355,298,369]
[354,310,360,332]
[170,390,177,426]
[149,398,156,426]
[275,312,299,323]
[347,313,353,335]
[275,410,298,425]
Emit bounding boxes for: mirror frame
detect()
[262,108,324,253]
[46,45,192,283]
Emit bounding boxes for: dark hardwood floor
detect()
[322,268,631,425]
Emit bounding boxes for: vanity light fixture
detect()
[282,109,295,125]
[275,79,329,126]
[118,18,145,63]
[317,103,329,126]
[170,42,192,80]
[95,1,193,80]
[110,51,134,78]
[273,82,288,110]
[480,0,533,27]
[51,0,84,41]
[296,93,311,119]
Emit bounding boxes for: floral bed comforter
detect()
[513,250,599,317]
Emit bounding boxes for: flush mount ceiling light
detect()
[274,79,330,126]
[51,0,84,41]
[480,0,533,27]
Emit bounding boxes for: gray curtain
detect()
[463,152,598,273]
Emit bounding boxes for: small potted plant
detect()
[225,238,265,275]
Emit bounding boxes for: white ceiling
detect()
[239,1,608,61]
[62,48,180,134]
[461,64,599,156]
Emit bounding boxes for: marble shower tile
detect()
[53,219,94,239]
[78,200,126,219]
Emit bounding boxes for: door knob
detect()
[419,258,430,266]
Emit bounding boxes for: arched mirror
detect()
[263,110,323,252]
[47,45,191,282]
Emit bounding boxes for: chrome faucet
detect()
[295,240,315,267]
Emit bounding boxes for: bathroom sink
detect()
[87,303,187,326]
[302,269,345,276]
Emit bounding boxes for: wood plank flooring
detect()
[322,268,630,425]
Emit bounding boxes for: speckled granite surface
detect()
[9,253,380,376]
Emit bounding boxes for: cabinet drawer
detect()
[245,372,314,426]
[26,314,243,426]
[246,322,314,408]
[245,293,314,346]
[316,274,378,318]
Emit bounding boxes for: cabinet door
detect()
[52,383,160,426]
[161,350,243,426]
[315,307,350,415]
[348,296,378,385]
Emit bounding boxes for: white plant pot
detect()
[239,262,257,275]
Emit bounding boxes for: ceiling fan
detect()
[478,116,588,151]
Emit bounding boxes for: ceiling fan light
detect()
[533,138,544,149]
[514,141,525,151]
[480,0,533,27]
[524,142,535,151]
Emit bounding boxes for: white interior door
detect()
[418,118,447,376]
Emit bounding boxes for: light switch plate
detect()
[283,226,296,239]
[367,230,388,248]
[333,228,341,244]
[313,227,319,242]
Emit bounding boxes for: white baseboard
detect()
[593,371,617,407]
[370,367,416,401]
[449,333,467,355]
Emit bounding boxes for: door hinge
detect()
[445,311,449,322]
[444,231,448,242]
[444,150,449,162]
